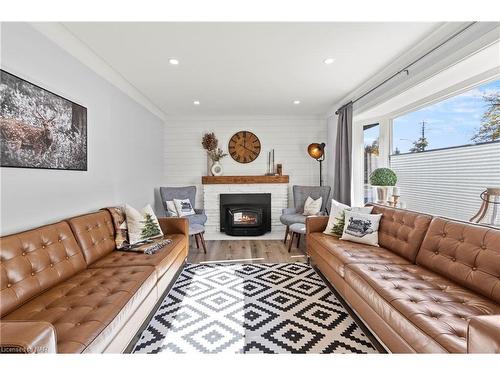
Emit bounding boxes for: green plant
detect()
[369,168,397,186]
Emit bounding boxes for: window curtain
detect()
[333,102,353,206]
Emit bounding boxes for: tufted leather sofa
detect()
[0,210,189,353]
[307,204,500,353]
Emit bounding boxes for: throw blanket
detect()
[121,238,172,255]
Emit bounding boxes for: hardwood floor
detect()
[187,238,308,264]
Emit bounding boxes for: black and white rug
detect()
[132,263,378,354]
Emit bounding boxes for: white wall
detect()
[163,116,327,208]
[0,23,165,235]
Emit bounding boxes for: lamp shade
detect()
[307,143,325,160]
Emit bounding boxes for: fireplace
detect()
[220,193,271,236]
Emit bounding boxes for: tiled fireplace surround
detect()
[202,178,289,240]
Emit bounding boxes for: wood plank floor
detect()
[187,237,308,264]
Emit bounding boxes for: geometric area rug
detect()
[132,263,379,354]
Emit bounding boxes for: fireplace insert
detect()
[220,193,271,236]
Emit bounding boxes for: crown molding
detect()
[29,22,167,121]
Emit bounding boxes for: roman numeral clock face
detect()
[228,131,261,164]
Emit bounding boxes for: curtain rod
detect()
[335,22,477,115]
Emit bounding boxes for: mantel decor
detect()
[201,132,227,176]
[0,69,87,170]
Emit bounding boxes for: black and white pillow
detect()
[173,198,196,217]
[340,211,382,246]
[323,199,373,237]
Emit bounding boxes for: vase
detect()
[210,160,223,176]
[375,186,391,204]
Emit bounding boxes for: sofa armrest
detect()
[159,217,189,236]
[467,315,500,353]
[0,321,57,353]
[306,216,329,234]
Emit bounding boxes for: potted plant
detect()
[369,167,397,204]
[201,132,228,176]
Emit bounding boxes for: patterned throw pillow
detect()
[174,198,196,217]
[165,200,178,217]
[340,211,382,246]
[323,199,373,237]
[105,207,129,249]
[303,196,323,216]
[125,204,164,245]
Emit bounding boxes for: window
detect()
[389,79,500,222]
[363,123,380,203]
[392,79,500,154]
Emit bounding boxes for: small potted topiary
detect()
[369,167,397,204]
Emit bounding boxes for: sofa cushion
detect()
[3,266,155,353]
[1,221,86,317]
[67,211,116,265]
[345,263,500,353]
[308,232,410,278]
[370,205,432,262]
[88,234,187,279]
[416,217,500,304]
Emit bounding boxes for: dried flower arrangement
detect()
[201,132,218,152]
[201,132,227,161]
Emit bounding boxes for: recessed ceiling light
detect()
[193,100,200,105]
[168,58,179,65]
[323,58,335,65]
[293,100,301,105]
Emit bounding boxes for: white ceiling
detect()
[62,22,443,117]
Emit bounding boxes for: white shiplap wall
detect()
[163,116,328,209]
[390,141,500,221]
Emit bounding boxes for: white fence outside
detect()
[389,141,500,222]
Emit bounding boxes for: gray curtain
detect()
[333,102,353,206]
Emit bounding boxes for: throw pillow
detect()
[165,200,178,217]
[340,211,382,246]
[174,198,196,217]
[303,196,323,216]
[104,207,129,249]
[323,199,373,237]
[125,204,164,245]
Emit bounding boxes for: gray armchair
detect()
[160,186,207,226]
[280,185,331,243]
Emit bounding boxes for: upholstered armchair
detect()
[280,185,331,243]
[160,186,207,226]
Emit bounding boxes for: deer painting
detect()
[1,69,87,170]
[0,108,57,156]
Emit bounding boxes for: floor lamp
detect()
[307,142,326,186]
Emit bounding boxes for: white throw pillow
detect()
[165,200,178,217]
[303,196,322,216]
[340,211,382,247]
[323,199,373,237]
[125,204,164,244]
[174,198,196,217]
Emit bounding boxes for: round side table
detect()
[288,223,306,252]
[189,223,207,253]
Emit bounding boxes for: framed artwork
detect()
[0,69,87,170]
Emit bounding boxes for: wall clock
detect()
[228,131,261,164]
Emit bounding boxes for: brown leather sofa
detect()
[0,210,188,353]
[307,204,500,353]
